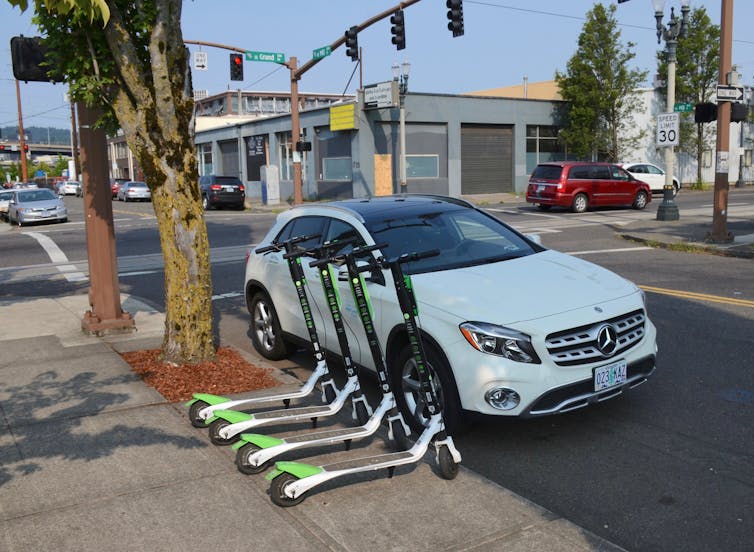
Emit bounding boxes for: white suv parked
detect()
[243,195,657,432]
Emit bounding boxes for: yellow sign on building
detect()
[330,103,358,131]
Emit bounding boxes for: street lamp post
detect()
[654,0,690,222]
[393,60,410,195]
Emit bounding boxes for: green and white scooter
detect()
[204,243,373,446]
[233,243,412,474]
[185,234,337,430]
[265,249,462,507]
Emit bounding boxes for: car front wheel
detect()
[249,291,289,360]
[633,191,648,210]
[391,340,461,434]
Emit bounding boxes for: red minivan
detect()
[526,162,651,213]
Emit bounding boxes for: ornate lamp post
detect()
[653,0,690,221]
[392,60,410,194]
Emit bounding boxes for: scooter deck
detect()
[283,425,371,444]
[322,451,414,471]
[252,404,332,421]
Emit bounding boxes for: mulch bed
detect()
[121,346,281,402]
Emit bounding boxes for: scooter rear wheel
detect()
[188,400,210,428]
[270,473,306,507]
[437,445,459,480]
[208,418,238,446]
[236,443,268,475]
[390,418,412,452]
[355,401,370,426]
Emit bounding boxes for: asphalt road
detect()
[1,190,752,552]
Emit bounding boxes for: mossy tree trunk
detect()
[30,0,215,364]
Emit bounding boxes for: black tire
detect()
[236,443,269,475]
[537,204,552,211]
[354,400,370,426]
[437,444,459,480]
[249,291,289,360]
[208,418,238,446]
[673,182,680,197]
[633,191,648,210]
[270,472,306,507]
[201,195,210,210]
[323,381,337,404]
[391,341,462,434]
[572,193,588,213]
[390,416,412,452]
[188,400,210,428]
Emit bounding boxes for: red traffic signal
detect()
[229,53,244,81]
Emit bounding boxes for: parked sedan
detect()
[621,162,680,196]
[244,195,657,432]
[7,188,68,226]
[117,181,151,202]
[57,180,81,196]
[0,189,13,221]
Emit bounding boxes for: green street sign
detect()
[313,46,331,60]
[245,50,285,64]
[674,102,693,113]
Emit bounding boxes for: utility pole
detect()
[78,102,134,335]
[709,0,734,243]
[15,80,28,182]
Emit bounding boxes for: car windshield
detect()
[18,189,57,202]
[129,182,147,188]
[366,208,538,274]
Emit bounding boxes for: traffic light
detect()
[731,102,749,123]
[345,26,359,61]
[391,10,406,51]
[10,35,63,83]
[229,53,244,81]
[446,0,464,37]
[694,102,717,123]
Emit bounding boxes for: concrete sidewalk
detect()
[0,293,625,552]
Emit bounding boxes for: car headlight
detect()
[460,321,541,364]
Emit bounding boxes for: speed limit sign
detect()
[656,112,680,147]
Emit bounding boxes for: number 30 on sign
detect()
[656,112,680,147]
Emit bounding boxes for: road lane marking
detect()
[567,246,653,255]
[640,285,754,308]
[25,232,87,282]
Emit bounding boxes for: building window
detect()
[526,125,568,174]
[197,143,213,175]
[322,157,352,181]
[277,132,293,181]
[406,154,439,178]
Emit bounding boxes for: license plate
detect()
[223,185,236,192]
[594,360,627,392]
[537,185,545,193]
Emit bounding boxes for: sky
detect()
[1,0,753,132]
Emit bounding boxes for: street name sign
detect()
[716,85,744,102]
[363,81,398,109]
[193,51,208,71]
[656,112,679,147]
[313,46,331,60]
[674,102,693,113]
[245,50,286,64]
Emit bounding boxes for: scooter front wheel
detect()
[188,400,210,428]
[437,445,459,480]
[270,473,306,507]
[208,419,238,446]
[236,443,268,475]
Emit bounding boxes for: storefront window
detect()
[526,125,568,173]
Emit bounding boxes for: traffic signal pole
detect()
[709,0,734,243]
[15,79,29,182]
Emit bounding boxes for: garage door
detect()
[461,124,513,194]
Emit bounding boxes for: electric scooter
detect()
[265,249,462,507]
[233,243,412,474]
[185,234,337,429]
[204,243,373,446]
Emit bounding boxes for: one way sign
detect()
[716,85,744,102]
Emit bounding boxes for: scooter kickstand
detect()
[311,416,318,429]
[344,439,352,451]
[387,466,395,478]
[283,398,290,409]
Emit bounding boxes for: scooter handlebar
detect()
[256,233,321,256]
[254,243,279,254]
[385,249,441,266]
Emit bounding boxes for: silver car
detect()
[117,181,151,202]
[0,189,14,221]
[7,188,68,226]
